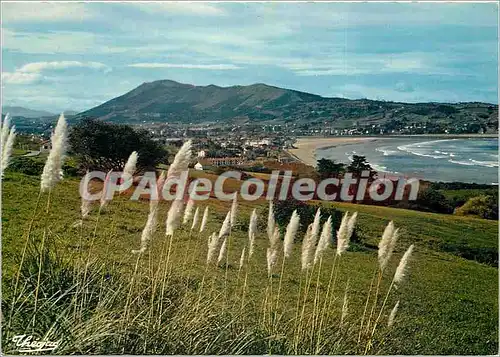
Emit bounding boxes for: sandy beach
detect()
[287,136,377,166]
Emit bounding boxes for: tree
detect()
[316,158,346,179]
[68,118,168,172]
[346,155,377,180]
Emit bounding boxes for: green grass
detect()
[1,172,498,354]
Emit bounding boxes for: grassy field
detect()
[1,171,498,354]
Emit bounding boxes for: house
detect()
[194,162,203,171]
[40,140,51,153]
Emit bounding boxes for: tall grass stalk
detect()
[365,222,399,335]
[275,210,299,310]
[365,245,414,353]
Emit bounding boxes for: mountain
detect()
[76,80,498,130]
[2,106,56,118]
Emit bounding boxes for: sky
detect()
[1,1,498,113]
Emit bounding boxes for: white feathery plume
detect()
[388,300,400,327]
[132,202,159,254]
[266,247,278,276]
[156,170,166,198]
[1,125,16,176]
[183,198,195,225]
[219,211,231,238]
[165,199,184,236]
[248,209,258,258]
[1,113,11,151]
[123,151,138,178]
[270,225,280,250]
[217,236,228,264]
[206,232,219,265]
[81,197,92,219]
[230,194,238,227]
[283,210,300,258]
[191,206,200,230]
[267,201,275,242]
[167,140,192,178]
[311,208,322,244]
[394,244,414,286]
[100,170,113,209]
[301,223,314,270]
[347,211,357,240]
[239,246,246,270]
[199,206,209,233]
[40,113,68,192]
[336,212,350,256]
[378,221,399,271]
[314,216,332,265]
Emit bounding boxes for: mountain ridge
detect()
[76,79,498,130]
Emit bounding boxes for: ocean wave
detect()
[375,147,399,156]
[398,139,460,160]
[469,159,499,168]
[448,159,476,166]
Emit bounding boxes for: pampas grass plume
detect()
[378,221,399,271]
[199,206,209,233]
[314,216,332,264]
[183,199,195,225]
[219,211,231,238]
[167,140,192,178]
[40,113,68,192]
[267,201,275,242]
[123,151,138,178]
[336,212,350,256]
[283,210,300,258]
[206,232,219,265]
[266,247,278,276]
[132,202,159,254]
[1,125,15,176]
[394,244,414,286]
[248,209,258,258]
[1,113,11,150]
[217,237,228,264]
[388,300,400,327]
[239,246,246,270]
[165,199,184,236]
[230,194,238,227]
[191,206,200,230]
[301,223,313,270]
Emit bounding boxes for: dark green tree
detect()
[316,158,346,179]
[68,118,168,172]
[346,155,377,179]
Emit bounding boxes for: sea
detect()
[316,137,499,184]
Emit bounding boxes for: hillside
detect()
[2,106,55,118]
[1,171,498,354]
[77,80,498,131]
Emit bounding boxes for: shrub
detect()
[6,157,44,176]
[454,195,498,220]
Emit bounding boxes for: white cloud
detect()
[1,72,42,84]
[128,63,242,70]
[2,2,95,22]
[19,61,110,73]
[132,2,226,16]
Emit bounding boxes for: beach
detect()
[287,136,377,166]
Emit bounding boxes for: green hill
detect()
[75,80,498,131]
[1,172,498,354]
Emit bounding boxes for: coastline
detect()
[287,137,377,167]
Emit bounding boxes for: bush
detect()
[6,157,44,176]
[454,195,498,220]
[270,197,351,240]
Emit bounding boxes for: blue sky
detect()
[1,2,498,112]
